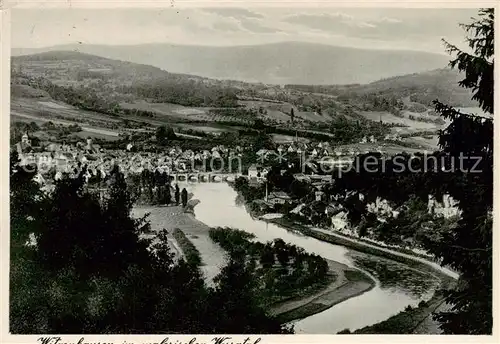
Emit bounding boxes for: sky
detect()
[11,7,481,54]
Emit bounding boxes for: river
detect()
[142,182,447,334]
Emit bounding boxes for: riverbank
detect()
[268,216,457,284]
[231,184,460,331]
[135,200,376,325]
[351,290,450,334]
[132,202,227,285]
[270,260,375,323]
[208,225,376,324]
[265,216,458,334]
[132,205,184,262]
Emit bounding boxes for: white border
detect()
[1,1,499,344]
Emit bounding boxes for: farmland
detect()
[10,50,475,153]
[358,111,441,131]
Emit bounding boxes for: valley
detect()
[11,48,479,154]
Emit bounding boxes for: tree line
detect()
[209,227,330,306]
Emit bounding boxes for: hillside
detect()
[12,41,450,85]
[286,68,478,108]
[11,50,246,108]
[11,50,471,148]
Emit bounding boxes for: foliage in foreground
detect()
[10,153,291,334]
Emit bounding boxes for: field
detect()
[272,134,310,144]
[336,142,425,155]
[238,99,335,124]
[11,96,246,142]
[11,97,123,140]
[402,135,440,151]
[11,84,48,98]
[295,110,333,123]
[12,97,122,126]
[11,50,458,153]
[173,123,240,133]
[120,100,209,121]
[359,111,439,131]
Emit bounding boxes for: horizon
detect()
[12,40,450,57]
[12,7,476,54]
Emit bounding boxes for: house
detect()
[86,138,93,151]
[46,143,61,152]
[21,132,31,146]
[322,148,334,157]
[267,191,292,205]
[294,173,311,182]
[291,204,306,215]
[315,190,326,202]
[202,150,211,159]
[248,164,262,178]
[325,204,343,216]
[331,211,349,230]
[262,167,270,176]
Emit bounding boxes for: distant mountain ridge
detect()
[12,41,450,85]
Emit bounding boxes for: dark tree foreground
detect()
[430,8,493,334]
[10,153,291,334]
[331,8,493,334]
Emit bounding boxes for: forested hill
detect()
[13,50,475,108]
[11,50,251,87]
[286,68,479,108]
[11,50,249,108]
[12,50,478,129]
[13,41,450,85]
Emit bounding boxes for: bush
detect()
[172,228,202,267]
[418,300,428,308]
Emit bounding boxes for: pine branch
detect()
[433,101,493,121]
[442,40,493,66]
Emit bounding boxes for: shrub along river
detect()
[137,182,457,334]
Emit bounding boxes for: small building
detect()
[21,132,31,146]
[267,191,292,205]
[248,164,260,178]
[293,173,311,182]
[331,211,349,230]
[86,137,93,151]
